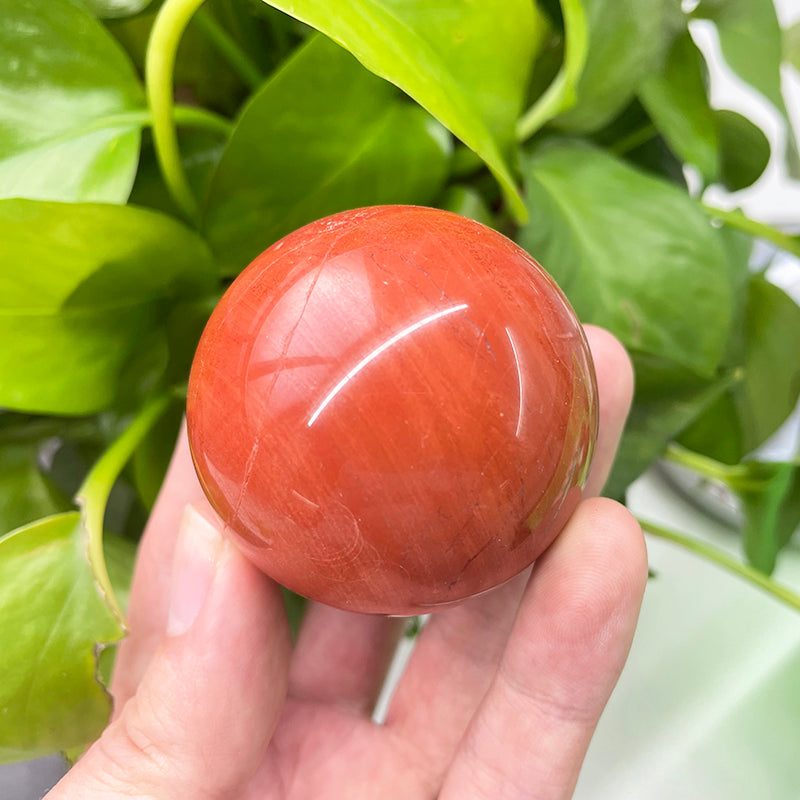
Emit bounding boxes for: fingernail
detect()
[167,504,224,637]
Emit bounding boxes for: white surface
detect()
[575,470,800,800]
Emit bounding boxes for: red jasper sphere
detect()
[187,206,597,615]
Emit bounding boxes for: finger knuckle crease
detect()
[499,662,597,726]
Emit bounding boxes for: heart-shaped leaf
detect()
[0,0,144,203]
[0,200,215,414]
[694,0,783,111]
[679,276,800,464]
[0,513,125,762]
[694,0,799,177]
[519,141,731,377]
[639,30,719,181]
[639,33,772,191]
[259,0,546,220]
[203,35,452,274]
[715,109,771,191]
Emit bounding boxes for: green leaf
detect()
[207,0,306,75]
[680,276,800,464]
[554,0,676,132]
[0,0,144,203]
[438,186,494,227]
[592,99,685,185]
[732,459,800,576]
[638,31,719,181]
[606,354,735,498]
[716,224,753,362]
[259,0,546,221]
[593,98,654,150]
[0,413,78,532]
[77,394,173,623]
[0,513,125,762]
[78,0,153,18]
[786,21,800,71]
[519,141,731,377]
[638,30,771,192]
[715,109,771,191]
[694,0,798,176]
[516,0,589,140]
[694,0,784,111]
[203,35,452,274]
[0,443,70,534]
[162,295,220,386]
[0,200,216,415]
[626,134,688,186]
[523,20,565,109]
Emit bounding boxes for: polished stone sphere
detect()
[187,206,597,614]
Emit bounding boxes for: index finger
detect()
[110,424,209,714]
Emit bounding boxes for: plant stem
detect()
[664,443,749,485]
[703,205,800,259]
[146,0,210,222]
[193,7,263,90]
[516,0,588,141]
[640,518,800,613]
[172,105,234,136]
[75,394,173,623]
[115,106,232,137]
[611,123,658,156]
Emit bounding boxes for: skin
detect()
[47,325,647,800]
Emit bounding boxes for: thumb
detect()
[48,505,291,800]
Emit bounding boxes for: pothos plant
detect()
[1,0,799,763]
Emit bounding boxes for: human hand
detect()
[47,325,647,800]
